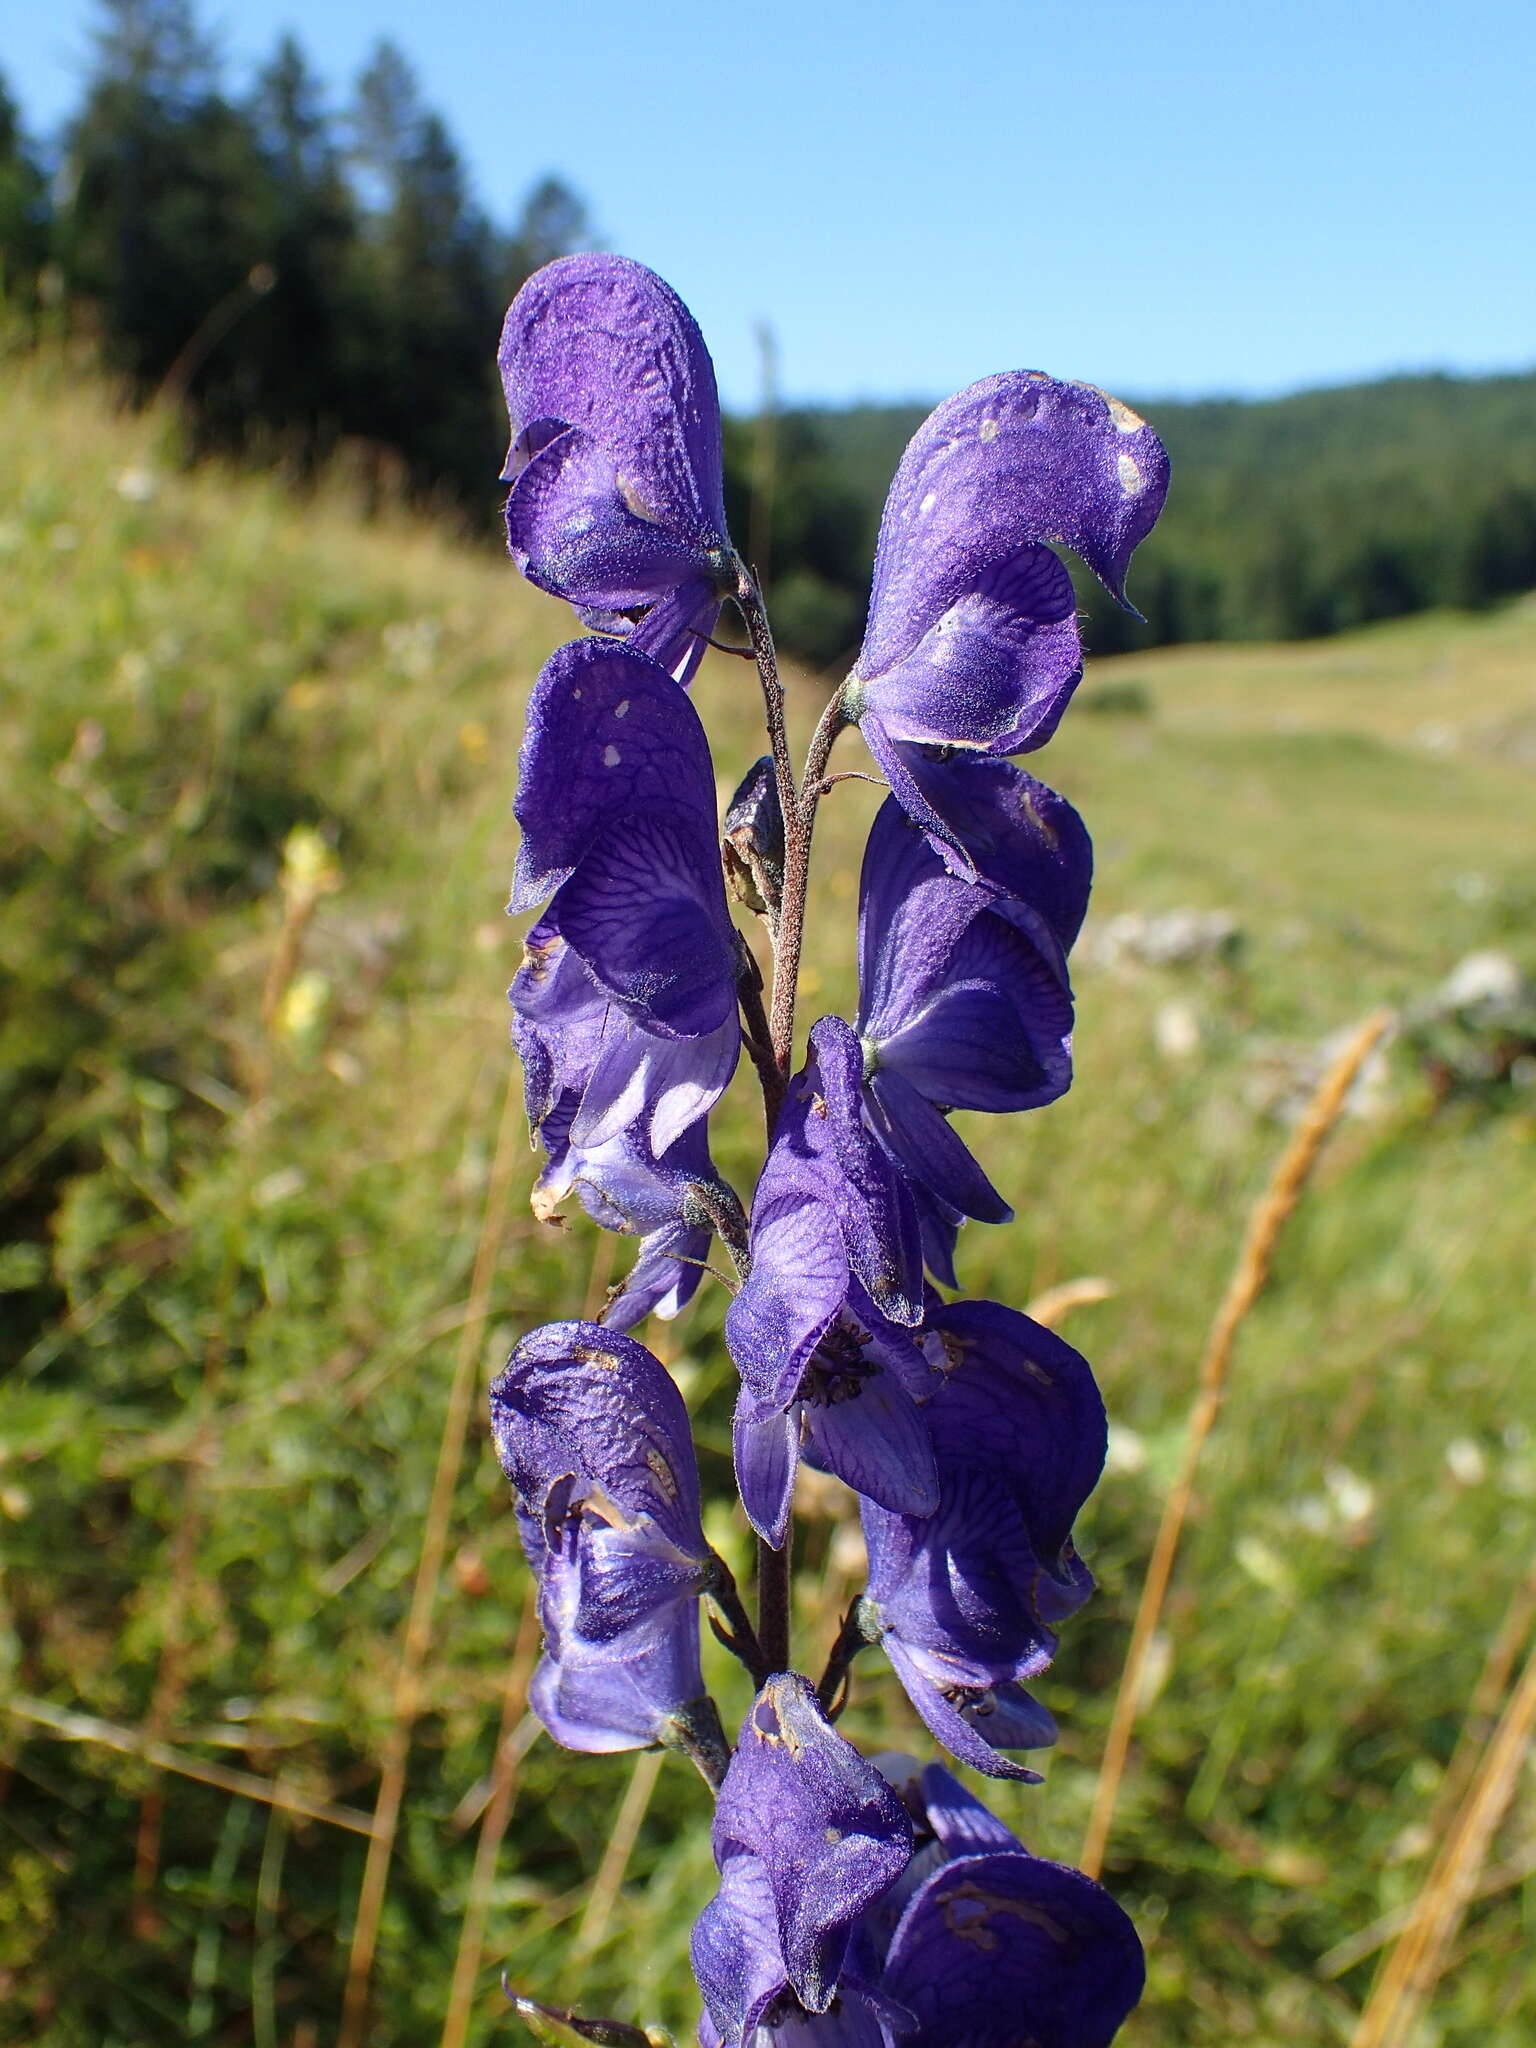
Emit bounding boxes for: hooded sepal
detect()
[859,1301,1104,1775]
[692,1676,913,2043]
[491,1322,709,1752]
[499,253,732,616]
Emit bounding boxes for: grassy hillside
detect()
[3,342,1535,2046]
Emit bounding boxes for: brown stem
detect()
[816,1598,878,1718]
[756,1532,792,1679]
[732,568,847,1685]
[767,693,847,1075]
[734,562,796,853]
[738,971,785,1137]
[706,1549,769,1685]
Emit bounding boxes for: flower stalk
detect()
[487,250,1170,2045]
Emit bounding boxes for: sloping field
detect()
[3,345,1534,2045]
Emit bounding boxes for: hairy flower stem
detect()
[737,967,785,1137]
[734,569,848,1677]
[768,694,848,1075]
[706,1549,770,1686]
[734,562,797,859]
[816,1598,879,1718]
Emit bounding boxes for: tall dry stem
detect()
[1350,1614,1536,2048]
[1420,1554,1536,1851]
[1081,1009,1392,1879]
[339,1061,525,2047]
[573,1749,666,1960]
[440,1592,543,2048]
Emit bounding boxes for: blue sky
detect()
[8,0,1535,410]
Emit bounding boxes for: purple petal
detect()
[570,1009,739,1154]
[858,757,1093,961]
[499,254,730,608]
[552,810,736,1035]
[858,373,1170,682]
[510,638,718,912]
[865,1070,1012,1224]
[505,422,711,610]
[855,1301,1106,1774]
[802,1362,938,1518]
[854,792,1076,1163]
[927,1301,1106,1567]
[601,1217,712,1331]
[869,933,1073,1116]
[727,1186,850,1417]
[851,543,1083,756]
[712,1676,913,2015]
[914,1762,1023,1858]
[733,1403,800,1550]
[490,1320,704,1556]
[527,1612,703,1753]
[692,1854,796,2045]
[881,1640,1046,1783]
[883,1851,1145,2048]
[806,1018,924,1326]
[572,1526,710,1643]
[625,572,722,684]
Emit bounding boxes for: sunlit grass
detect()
[2,342,1533,2044]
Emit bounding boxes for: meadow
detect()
[2,340,1534,2046]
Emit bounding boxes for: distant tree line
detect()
[3,3,1535,666]
[727,377,1536,666]
[0,0,593,518]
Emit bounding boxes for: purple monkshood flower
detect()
[859,1301,1106,1778]
[489,1321,711,1752]
[844,373,1169,785]
[692,1676,914,2048]
[865,1760,1145,2048]
[855,790,1092,1275]
[724,1017,929,1545]
[512,914,744,1330]
[509,638,742,1153]
[499,252,733,682]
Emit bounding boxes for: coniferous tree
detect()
[0,72,51,311]
[59,0,271,423]
[504,174,592,288]
[346,41,502,501]
[242,34,359,450]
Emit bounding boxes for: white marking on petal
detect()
[614,698,630,718]
[1108,397,1146,433]
[978,417,1000,443]
[603,744,622,766]
[919,491,938,515]
[1117,452,1144,495]
[617,472,665,525]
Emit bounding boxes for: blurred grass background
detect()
[3,340,1535,2047]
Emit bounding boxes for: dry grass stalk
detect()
[574,1748,666,1961]
[339,1061,526,2048]
[439,1593,543,2048]
[1349,1624,1536,2047]
[1420,1554,1536,1851]
[7,1695,375,1836]
[1318,1844,1536,1980]
[1023,1276,1115,1329]
[1081,1009,1393,1880]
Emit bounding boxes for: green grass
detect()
[2,338,1534,2046]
